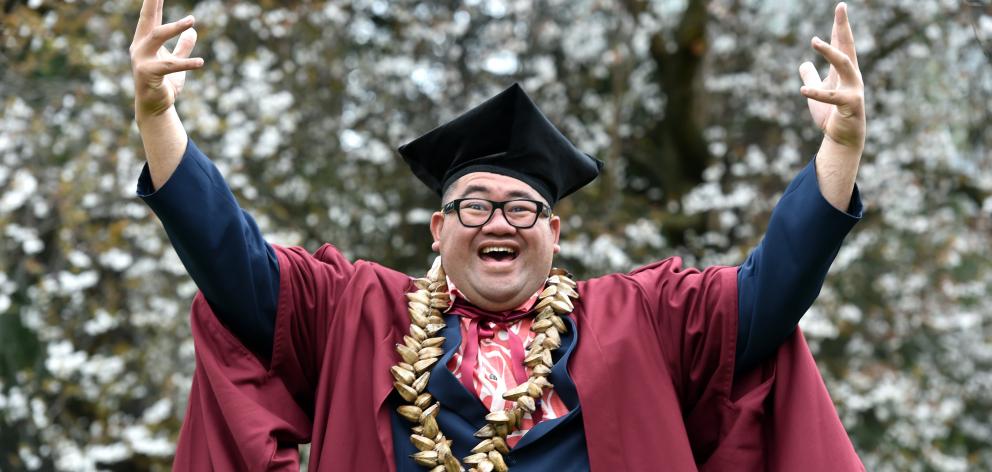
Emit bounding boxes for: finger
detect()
[800,86,852,106]
[812,36,860,86]
[135,0,164,38]
[140,56,205,77]
[832,2,859,68]
[172,28,197,59]
[823,64,838,89]
[138,16,194,55]
[798,61,822,88]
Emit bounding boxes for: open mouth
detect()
[479,246,518,263]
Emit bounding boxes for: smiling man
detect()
[131,0,867,469]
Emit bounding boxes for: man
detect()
[130,1,866,470]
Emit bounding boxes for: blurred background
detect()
[1,0,991,470]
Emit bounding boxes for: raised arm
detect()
[130,0,278,359]
[735,3,866,371]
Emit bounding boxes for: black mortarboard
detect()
[398,83,604,207]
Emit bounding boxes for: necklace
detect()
[391,256,579,472]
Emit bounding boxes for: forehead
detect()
[446,172,545,202]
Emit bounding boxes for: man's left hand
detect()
[799,2,866,211]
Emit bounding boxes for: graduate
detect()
[129,0,867,469]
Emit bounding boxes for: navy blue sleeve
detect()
[137,139,279,359]
[735,157,863,372]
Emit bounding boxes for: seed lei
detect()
[392,257,579,472]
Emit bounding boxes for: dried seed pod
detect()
[540,350,553,368]
[476,459,495,472]
[463,453,488,465]
[419,346,445,359]
[398,362,415,372]
[425,323,445,336]
[427,256,445,281]
[528,333,547,350]
[534,297,554,312]
[524,350,547,367]
[413,278,431,290]
[556,274,577,287]
[415,393,433,409]
[411,450,440,467]
[422,336,446,348]
[493,423,509,437]
[504,409,517,428]
[391,365,416,385]
[470,439,494,454]
[422,414,439,438]
[517,395,536,413]
[421,403,440,419]
[536,306,555,320]
[549,299,571,314]
[430,298,450,309]
[531,318,553,332]
[554,293,574,310]
[558,284,579,299]
[404,335,422,351]
[526,381,544,398]
[549,268,569,276]
[397,405,423,422]
[429,466,445,472]
[544,327,561,349]
[550,315,568,333]
[533,376,553,389]
[442,452,462,472]
[410,324,429,341]
[412,372,430,393]
[491,436,510,454]
[412,425,424,435]
[406,291,431,306]
[531,364,552,377]
[411,434,436,451]
[539,285,558,298]
[427,315,446,325]
[409,308,430,328]
[501,382,530,401]
[485,410,511,423]
[396,344,420,365]
[488,451,508,472]
[474,424,495,438]
[432,291,451,302]
[395,382,419,402]
[413,357,439,373]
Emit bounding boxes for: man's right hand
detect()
[129,0,203,122]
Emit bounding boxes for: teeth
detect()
[481,246,516,255]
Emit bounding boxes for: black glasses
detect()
[441,198,552,229]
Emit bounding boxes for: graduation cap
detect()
[398,83,604,208]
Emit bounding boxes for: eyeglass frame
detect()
[441,198,553,229]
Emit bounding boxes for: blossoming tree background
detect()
[1,0,990,470]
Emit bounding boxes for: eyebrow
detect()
[458,184,537,200]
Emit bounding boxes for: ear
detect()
[429,211,445,253]
[550,215,561,254]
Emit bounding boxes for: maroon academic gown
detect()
[174,243,863,471]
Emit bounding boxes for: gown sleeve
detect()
[138,139,279,359]
[735,156,863,371]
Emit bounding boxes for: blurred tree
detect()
[1,0,990,470]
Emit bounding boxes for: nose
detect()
[480,208,517,234]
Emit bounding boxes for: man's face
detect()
[430,172,561,312]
